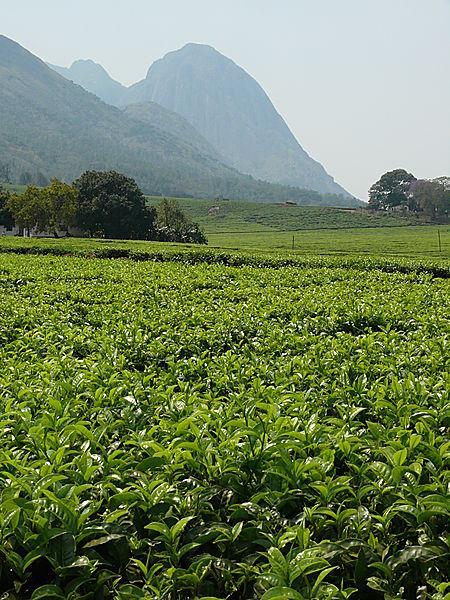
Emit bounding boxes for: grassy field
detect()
[0,225,448,262]
[1,182,27,194]
[0,252,448,599]
[207,225,449,257]
[147,198,448,258]
[147,197,413,234]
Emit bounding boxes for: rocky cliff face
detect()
[124,44,350,196]
[48,44,351,196]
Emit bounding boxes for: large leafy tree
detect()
[43,178,78,236]
[368,169,416,210]
[0,186,14,229]
[74,170,156,239]
[410,178,450,219]
[6,186,48,235]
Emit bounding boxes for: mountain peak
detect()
[48,57,126,105]
[145,43,230,79]
[180,42,218,52]
[127,44,350,196]
[71,58,105,71]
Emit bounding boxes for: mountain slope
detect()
[122,102,225,164]
[123,43,349,196]
[1,36,360,206]
[47,59,126,106]
[0,36,249,198]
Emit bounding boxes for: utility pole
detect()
[292,235,294,251]
[438,229,442,253]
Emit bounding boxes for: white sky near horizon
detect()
[1,0,449,199]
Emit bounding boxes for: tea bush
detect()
[0,254,448,599]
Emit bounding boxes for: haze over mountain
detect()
[0,35,359,205]
[125,44,348,196]
[0,35,241,198]
[49,44,350,197]
[47,59,126,107]
[122,102,225,164]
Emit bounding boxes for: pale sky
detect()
[1,0,449,199]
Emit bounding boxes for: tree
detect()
[410,178,450,221]
[43,178,78,236]
[156,198,188,230]
[6,186,48,235]
[368,169,416,210]
[73,170,156,239]
[0,186,14,229]
[19,170,34,186]
[155,198,207,244]
[0,161,11,184]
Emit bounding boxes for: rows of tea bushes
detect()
[0,254,448,599]
[0,235,448,278]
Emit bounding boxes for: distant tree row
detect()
[368,169,449,220]
[0,170,207,243]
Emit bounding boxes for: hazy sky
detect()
[1,0,449,199]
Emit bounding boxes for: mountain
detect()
[123,44,349,196]
[122,102,225,164]
[48,45,351,197]
[47,59,126,106]
[0,35,247,198]
[0,35,359,205]
[46,63,225,164]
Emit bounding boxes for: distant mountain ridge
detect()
[47,59,126,106]
[49,44,351,197]
[0,35,360,206]
[0,35,245,198]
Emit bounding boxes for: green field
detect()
[0,246,448,599]
[0,220,448,263]
[144,198,446,258]
[146,198,413,234]
[206,226,449,257]
[1,182,27,195]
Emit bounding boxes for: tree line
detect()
[0,170,207,244]
[368,169,449,221]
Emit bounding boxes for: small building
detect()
[0,225,84,238]
[0,225,21,236]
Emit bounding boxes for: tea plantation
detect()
[0,250,448,599]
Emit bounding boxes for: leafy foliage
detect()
[155,198,207,244]
[0,252,448,598]
[0,185,14,229]
[73,171,156,239]
[6,185,48,234]
[369,170,449,221]
[4,173,208,243]
[368,169,417,210]
[409,179,450,220]
[43,178,79,235]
